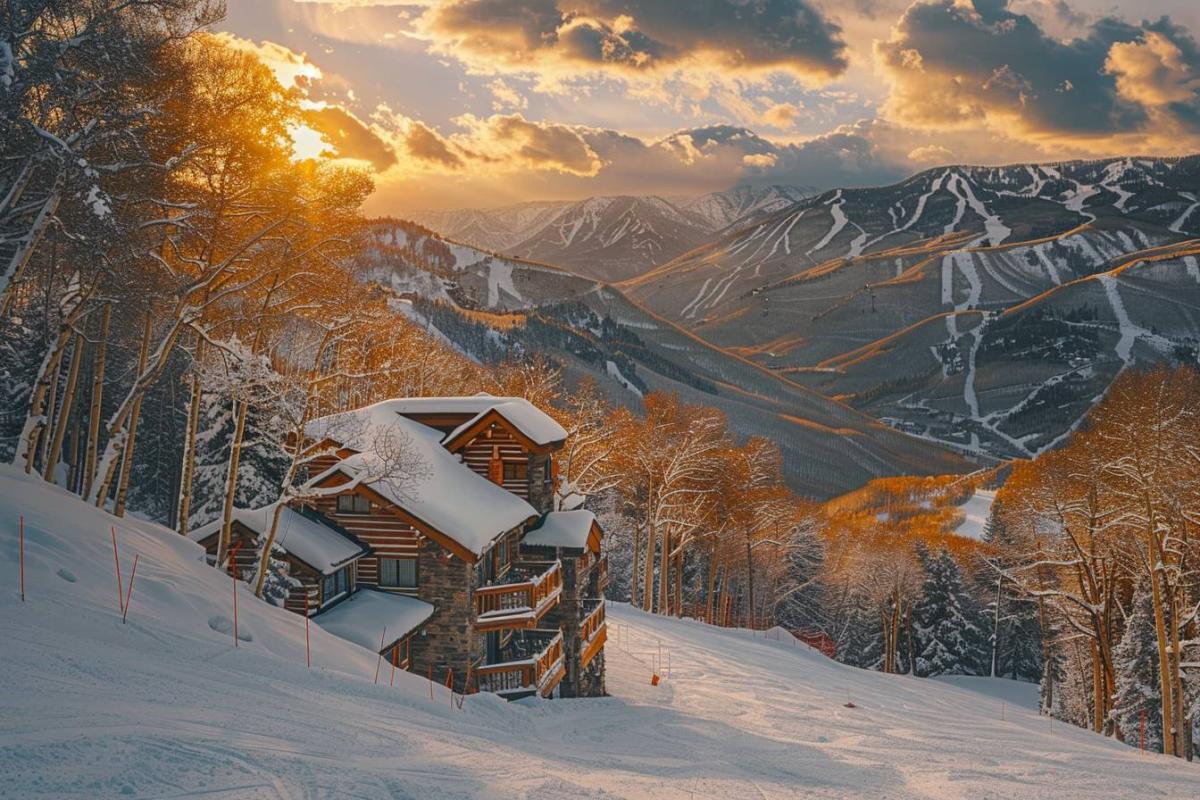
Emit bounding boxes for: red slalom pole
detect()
[122,554,139,624]
[304,593,311,669]
[18,515,25,602]
[111,526,124,612]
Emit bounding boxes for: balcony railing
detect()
[579,598,607,670]
[595,554,608,593]
[475,560,562,631]
[474,629,565,698]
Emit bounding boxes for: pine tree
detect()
[914,549,989,677]
[979,511,1043,682]
[838,603,883,670]
[1112,577,1162,752]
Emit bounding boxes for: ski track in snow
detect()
[1101,159,1134,211]
[1099,273,1138,365]
[1185,255,1200,284]
[1169,192,1198,233]
[951,172,1011,245]
[1033,245,1062,285]
[4,467,1199,799]
[943,175,968,234]
[486,260,521,308]
[807,190,849,255]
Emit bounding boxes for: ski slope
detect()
[1,468,1196,799]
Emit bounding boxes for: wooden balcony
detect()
[474,560,562,631]
[474,629,565,698]
[579,598,607,670]
[595,554,608,592]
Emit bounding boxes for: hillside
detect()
[622,156,1200,458]
[353,220,971,498]
[2,468,1197,799]
[404,186,812,283]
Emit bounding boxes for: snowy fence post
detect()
[304,593,311,669]
[111,526,124,612]
[374,627,387,684]
[428,665,434,701]
[18,515,24,602]
[121,554,139,624]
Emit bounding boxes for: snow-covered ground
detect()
[953,488,996,540]
[1,468,1197,799]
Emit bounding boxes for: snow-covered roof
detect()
[306,402,538,558]
[523,510,599,551]
[443,399,567,448]
[187,505,367,574]
[313,589,434,651]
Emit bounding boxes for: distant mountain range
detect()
[376,155,1200,483]
[404,185,811,282]
[620,156,1200,459]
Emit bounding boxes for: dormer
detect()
[441,402,566,513]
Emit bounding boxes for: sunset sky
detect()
[219,0,1200,212]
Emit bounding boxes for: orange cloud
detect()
[419,0,849,90]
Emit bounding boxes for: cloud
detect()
[1105,32,1200,107]
[874,0,1200,152]
[302,104,399,169]
[488,78,529,111]
[453,113,604,175]
[402,119,464,168]
[213,33,322,89]
[907,144,954,164]
[419,0,849,88]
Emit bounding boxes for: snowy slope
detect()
[953,488,996,540]
[2,468,1197,799]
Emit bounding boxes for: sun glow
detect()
[288,122,331,161]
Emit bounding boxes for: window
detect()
[322,567,349,603]
[336,493,370,514]
[503,462,527,481]
[379,558,417,589]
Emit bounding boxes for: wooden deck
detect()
[579,600,607,670]
[474,560,562,631]
[474,630,565,698]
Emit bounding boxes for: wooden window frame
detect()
[336,493,371,514]
[379,557,418,589]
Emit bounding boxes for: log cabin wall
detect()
[457,421,555,514]
[308,491,422,596]
[459,422,529,497]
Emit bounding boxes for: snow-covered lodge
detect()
[190,395,607,699]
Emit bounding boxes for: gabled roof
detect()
[355,394,567,448]
[305,401,539,561]
[442,400,568,453]
[313,589,434,652]
[523,510,602,554]
[187,505,368,575]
